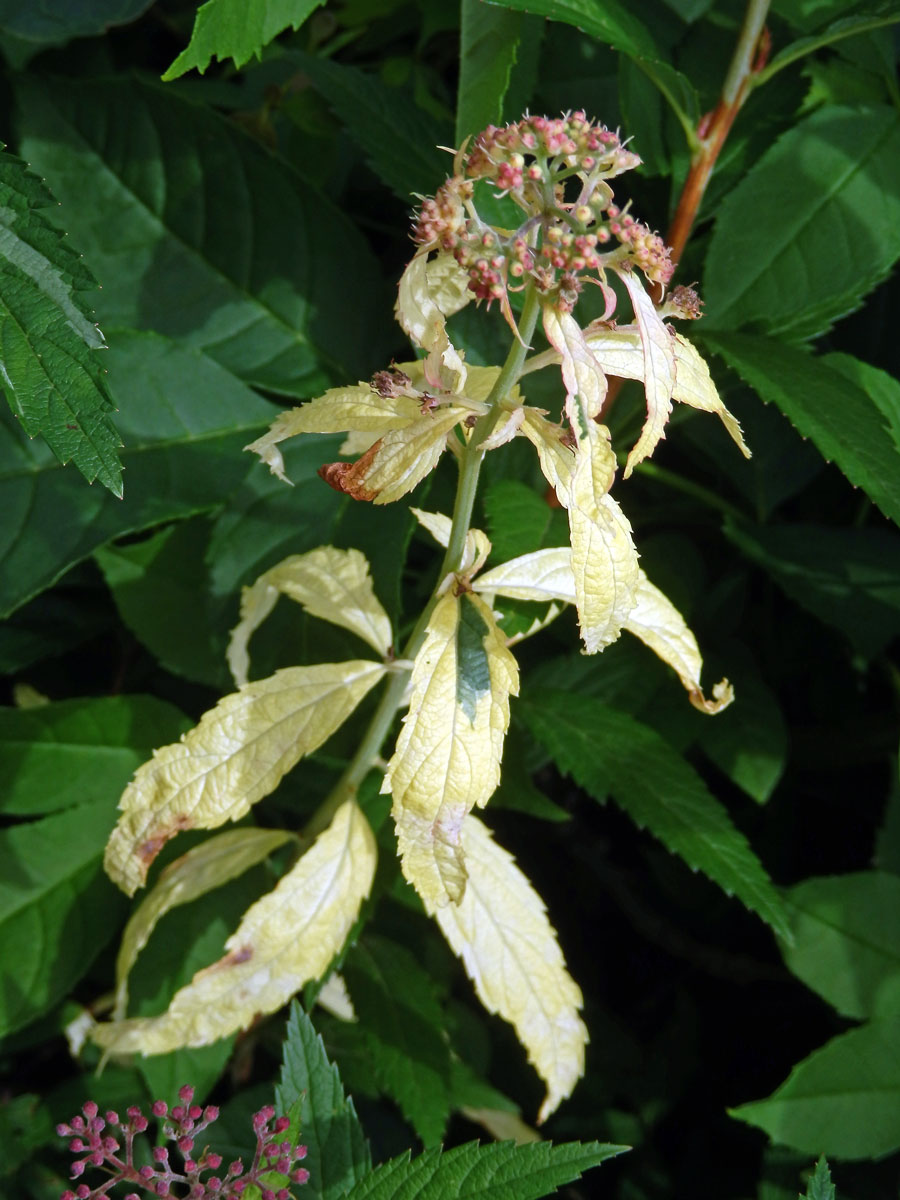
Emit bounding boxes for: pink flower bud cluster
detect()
[410,111,673,313]
[465,112,640,187]
[57,1086,308,1200]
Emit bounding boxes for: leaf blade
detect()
[521,691,789,940]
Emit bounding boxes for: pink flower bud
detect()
[152,1101,168,1117]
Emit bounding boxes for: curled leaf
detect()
[519,408,575,501]
[542,304,608,432]
[385,592,519,906]
[93,801,377,1055]
[411,507,491,576]
[227,547,392,685]
[624,570,733,713]
[245,386,420,482]
[322,407,469,505]
[396,251,470,352]
[670,332,750,458]
[619,270,676,477]
[105,661,386,896]
[432,815,587,1123]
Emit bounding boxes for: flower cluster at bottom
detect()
[57,1085,308,1200]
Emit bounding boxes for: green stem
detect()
[304,284,542,837]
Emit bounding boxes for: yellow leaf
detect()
[542,304,608,429]
[620,271,677,477]
[671,332,751,459]
[227,547,392,685]
[432,815,587,1123]
[519,409,575,501]
[105,661,386,896]
[395,252,472,352]
[113,827,295,1019]
[624,571,734,713]
[567,432,639,653]
[411,507,491,576]
[345,407,469,504]
[474,548,575,604]
[244,387,421,482]
[93,800,376,1055]
[385,592,519,906]
[460,1107,542,1145]
[425,251,472,319]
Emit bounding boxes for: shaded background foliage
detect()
[0,0,899,1196]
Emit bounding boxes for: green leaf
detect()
[630,57,699,145]
[457,0,523,143]
[485,0,656,57]
[15,75,388,396]
[163,0,325,79]
[520,691,790,940]
[703,105,900,340]
[343,935,453,1145]
[782,871,900,1020]
[760,13,900,86]
[275,1002,371,1200]
[342,1139,627,1200]
[484,479,568,562]
[725,520,900,658]
[95,518,231,688]
[730,1018,900,1159]
[0,693,190,817]
[696,657,788,804]
[0,146,122,494]
[291,52,451,202]
[0,0,151,42]
[703,333,900,527]
[0,799,125,1037]
[824,350,900,448]
[805,1157,835,1200]
[0,329,279,618]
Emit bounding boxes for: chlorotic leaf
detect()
[0,146,122,494]
[432,815,587,1123]
[228,547,392,685]
[245,386,422,483]
[92,800,377,1055]
[519,408,576,499]
[623,570,733,713]
[342,1139,627,1200]
[105,661,386,895]
[619,270,676,477]
[396,253,450,352]
[163,0,325,79]
[411,507,491,575]
[113,827,295,1019]
[566,455,640,654]
[326,408,469,505]
[385,593,519,906]
[542,304,608,427]
[669,332,750,458]
[474,548,576,604]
